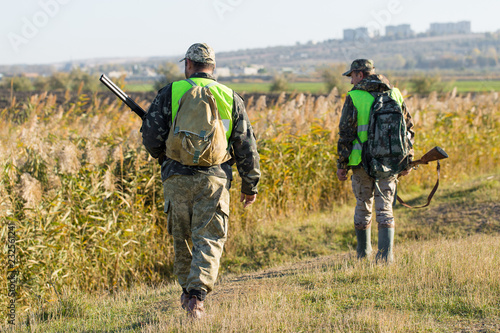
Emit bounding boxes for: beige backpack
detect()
[165,80,232,166]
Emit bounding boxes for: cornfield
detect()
[1,86,499,321]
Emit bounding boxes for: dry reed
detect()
[0,88,499,322]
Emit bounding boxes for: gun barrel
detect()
[99,74,127,101]
[99,74,146,119]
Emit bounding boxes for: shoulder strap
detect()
[397,161,441,209]
[185,78,219,89]
[205,81,219,89]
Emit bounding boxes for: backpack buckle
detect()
[193,150,201,164]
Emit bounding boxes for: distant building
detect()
[243,67,259,75]
[215,67,231,77]
[386,24,414,39]
[144,68,158,77]
[108,71,131,78]
[429,21,471,35]
[344,29,355,41]
[343,27,370,42]
[23,73,40,78]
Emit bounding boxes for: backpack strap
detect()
[177,79,199,107]
[205,81,219,89]
[396,161,441,209]
[185,79,219,89]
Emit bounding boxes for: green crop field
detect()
[125,82,328,94]
[126,80,500,94]
[124,83,156,92]
[451,80,500,92]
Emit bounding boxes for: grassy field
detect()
[3,174,499,332]
[125,80,500,94]
[1,86,499,330]
[124,82,328,94]
[450,80,500,93]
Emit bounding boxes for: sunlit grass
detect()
[4,232,499,332]
[0,88,499,325]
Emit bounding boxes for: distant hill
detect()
[1,32,499,77]
[214,33,500,73]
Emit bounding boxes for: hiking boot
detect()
[187,296,205,319]
[180,292,189,310]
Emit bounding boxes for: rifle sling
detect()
[397,161,441,209]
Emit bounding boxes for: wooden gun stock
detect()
[410,146,448,167]
[398,146,449,209]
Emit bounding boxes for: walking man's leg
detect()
[187,175,230,318]
[374,176,397,263]
[351,168,374,258]
[163,176,194,307]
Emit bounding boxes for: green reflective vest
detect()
[347,88,404,166]
[171,77,234,140]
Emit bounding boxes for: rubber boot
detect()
[376,228,394,263]
[355,228,372,259]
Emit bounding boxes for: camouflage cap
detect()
[179,43,216,65]
[342,59,375,76]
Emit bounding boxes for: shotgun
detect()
[397,146,449,208]
[99,74,146,119]
[410,146,448,167]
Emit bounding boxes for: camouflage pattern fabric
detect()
[337,74,415,170]
[362,89,412,179]
[342,59,375,77]
[163,174,230,294]
[142,71,260,296]
[351,168,396,229]
[142,72,260,195]
[338,73,410,234]
[179,43,216,64]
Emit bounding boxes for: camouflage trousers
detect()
[351,168,396,230]
[163,174,230,294]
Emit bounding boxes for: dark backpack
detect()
[361,90,411,179]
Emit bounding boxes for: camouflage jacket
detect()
[337,74,415,170]
[142,72,261,195]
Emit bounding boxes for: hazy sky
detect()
[1,0,499,65]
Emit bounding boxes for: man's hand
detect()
[240,193,257,208]
[337,168,348,181]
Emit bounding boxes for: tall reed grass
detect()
[0,87,499,321]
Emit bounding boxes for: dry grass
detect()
[0,88,499,324]
[3,233,499,332]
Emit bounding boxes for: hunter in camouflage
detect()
[142,43,260,318]
[336,59,414,262]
